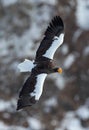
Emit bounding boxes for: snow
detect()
[57,111,89,130]
[28,117,42,130]
[28,22,42,41]
[0,33,36,59]
[27,0,57,5]
[0,39,9,57]
[83,46,89,56]
[61,44,69,55]
[44,97,58,113]
[76,0,89,30]
[0,0,55,62]
[64,54,75,69]
[0,100,11,111]
[43,34,64,59]
[55,74,66,90]
[72,29,82,43]
[64,117,82,130]
[44,97,58,107]
[31,73,47,100]
[48,73,66,90]
[2,0,18,7]
[0,121,27,130]
[51,120,58,126]
[0,4,48,59]
[0,0,89,130]
[76,105,89,120]
[0,0,57,65]
[0,121,9,130]
[0,99,16,112]
[55,104,89,130]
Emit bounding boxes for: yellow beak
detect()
[57,68,63,74]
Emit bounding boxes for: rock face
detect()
[0,0,89,130]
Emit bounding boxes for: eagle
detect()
[17,16,64,110]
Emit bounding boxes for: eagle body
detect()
[17,16,64,110]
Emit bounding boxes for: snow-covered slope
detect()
[0,0,89,130]
[76,0,89,30]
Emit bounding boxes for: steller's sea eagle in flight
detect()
[17,16,64,110]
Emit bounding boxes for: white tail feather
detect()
[18,59,35,72]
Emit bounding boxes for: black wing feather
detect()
[45,16,64,38]
[35,16,64,62]
[17,73,37,110]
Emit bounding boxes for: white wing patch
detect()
[30,73,47,100]
[18,59,35,72]
[43,33,64,59]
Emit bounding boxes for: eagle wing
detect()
[35,16,64,62]
[17,72,47,110]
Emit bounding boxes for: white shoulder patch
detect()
[43,33,64,59]
[18,59,35,72]
[30,73,47,100]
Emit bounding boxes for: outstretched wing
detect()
[17,73,47,110]
[35,16,64,62]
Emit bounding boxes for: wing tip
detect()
[16,96,37,110]
[45,16,64,37]
[52,16,64,28]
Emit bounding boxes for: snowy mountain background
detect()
[0,0,89,130]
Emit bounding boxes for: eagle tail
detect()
[17,96,37,110]
[18,59,34,72]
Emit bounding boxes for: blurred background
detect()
[0,0,89,130]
